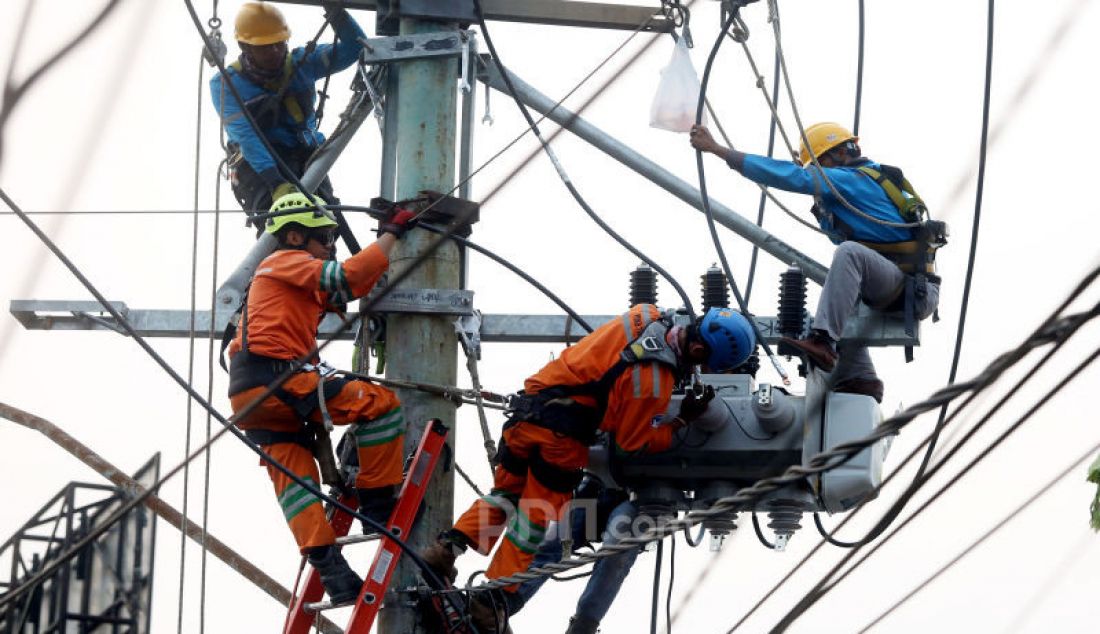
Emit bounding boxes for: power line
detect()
[471,0,698,319]
[856,437,1100,632]
[769,317,1100,630]
[465,262,1100,594]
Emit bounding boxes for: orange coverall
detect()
[452,304,679,589]
[228,245,405,553]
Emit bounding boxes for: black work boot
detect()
[565,614,601,634]
[780,329,838,372]
[833,377,885,403]
[306,545,363,604]
[357,485,397,534]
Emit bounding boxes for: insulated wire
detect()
[694,8,790,385]
[769,316,1100,631]
[767,0,921,230]
[479,1,699,207]
[741,22,783,305]
[852,0,865,136]
[817,0,996,551]
[727,273,1100,632]
[857,436,1100,632]
[470,0,698,319]
[0,188,467,614]
[176,50,206,634]
[468,268,1100,594]
[0,0,125,167]
[667,536,676,634]
[651,540,663,634]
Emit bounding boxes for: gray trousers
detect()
[816,242,940,384]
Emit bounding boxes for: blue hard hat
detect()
[699,308,756,371]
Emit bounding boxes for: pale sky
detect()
[3,1,1100,632]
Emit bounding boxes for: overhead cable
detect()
[470,0,698,319]
[771,314,1100,630]
[0,187,468,612]
[857,435,1100,632]
[463,262,1100,594]
[694,4,791,385]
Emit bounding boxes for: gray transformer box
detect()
[592,371,886,519]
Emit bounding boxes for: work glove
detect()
[271,181,298,201]
[675,385,715,426]
[378,207,418,239]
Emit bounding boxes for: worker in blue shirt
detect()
[211,2,366,227]
[690,122,942,402]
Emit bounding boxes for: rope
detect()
[457,264,1100,593]
[454,461,485,498]
[335,369,507,410]
[459,334,498,470]
[852,0,865,136]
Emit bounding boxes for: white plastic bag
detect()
[649,37,706,133]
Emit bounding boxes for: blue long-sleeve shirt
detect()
[210,10,365,187]
[736,153,915,245]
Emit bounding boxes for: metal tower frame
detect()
[0,456,159,634]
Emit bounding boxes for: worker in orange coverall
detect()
[227,191,416,603]
[421,304,757,631]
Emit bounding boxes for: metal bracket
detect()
[358,31,472,65]
[363,288,474,316]
[454,310,483,361]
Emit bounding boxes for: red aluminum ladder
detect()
[283,419,449,634]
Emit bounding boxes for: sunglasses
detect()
[309,229,338,247]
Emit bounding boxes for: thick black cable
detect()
[325,204,595,333]
[470,0,697,319]
[751,512,777,550]
[741,13,782,306]
[818,0,995,551]
[473,269,1100,594]
[0,188,465,610]
[693,5,787,381]
[852,0,865,136]
[771,315,1100,631]
[0,0,124,167]
[857,435,1100,632]
[667,536,676,634]
[651,540,663,634]
[727,266,1100,632]
[920,0,996,485]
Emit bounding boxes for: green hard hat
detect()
[265,192,339,234]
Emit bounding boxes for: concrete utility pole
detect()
[376,16,461,634]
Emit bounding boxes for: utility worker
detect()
[227,192,416,603]
[691,122,943,402]
[211,2,366,225]
[421,305,757,632]
[516,475,640,634]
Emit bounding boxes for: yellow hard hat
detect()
[235,2,291,46]
[798,122,858,166]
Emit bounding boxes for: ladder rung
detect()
[335,533,382,547]
[303,598,354,613]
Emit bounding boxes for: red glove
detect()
[378,207,417,238]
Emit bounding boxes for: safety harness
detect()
[496,313,682,492]
[812,162,949,362]
[230,54,315,130]
[224,274,347,488]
